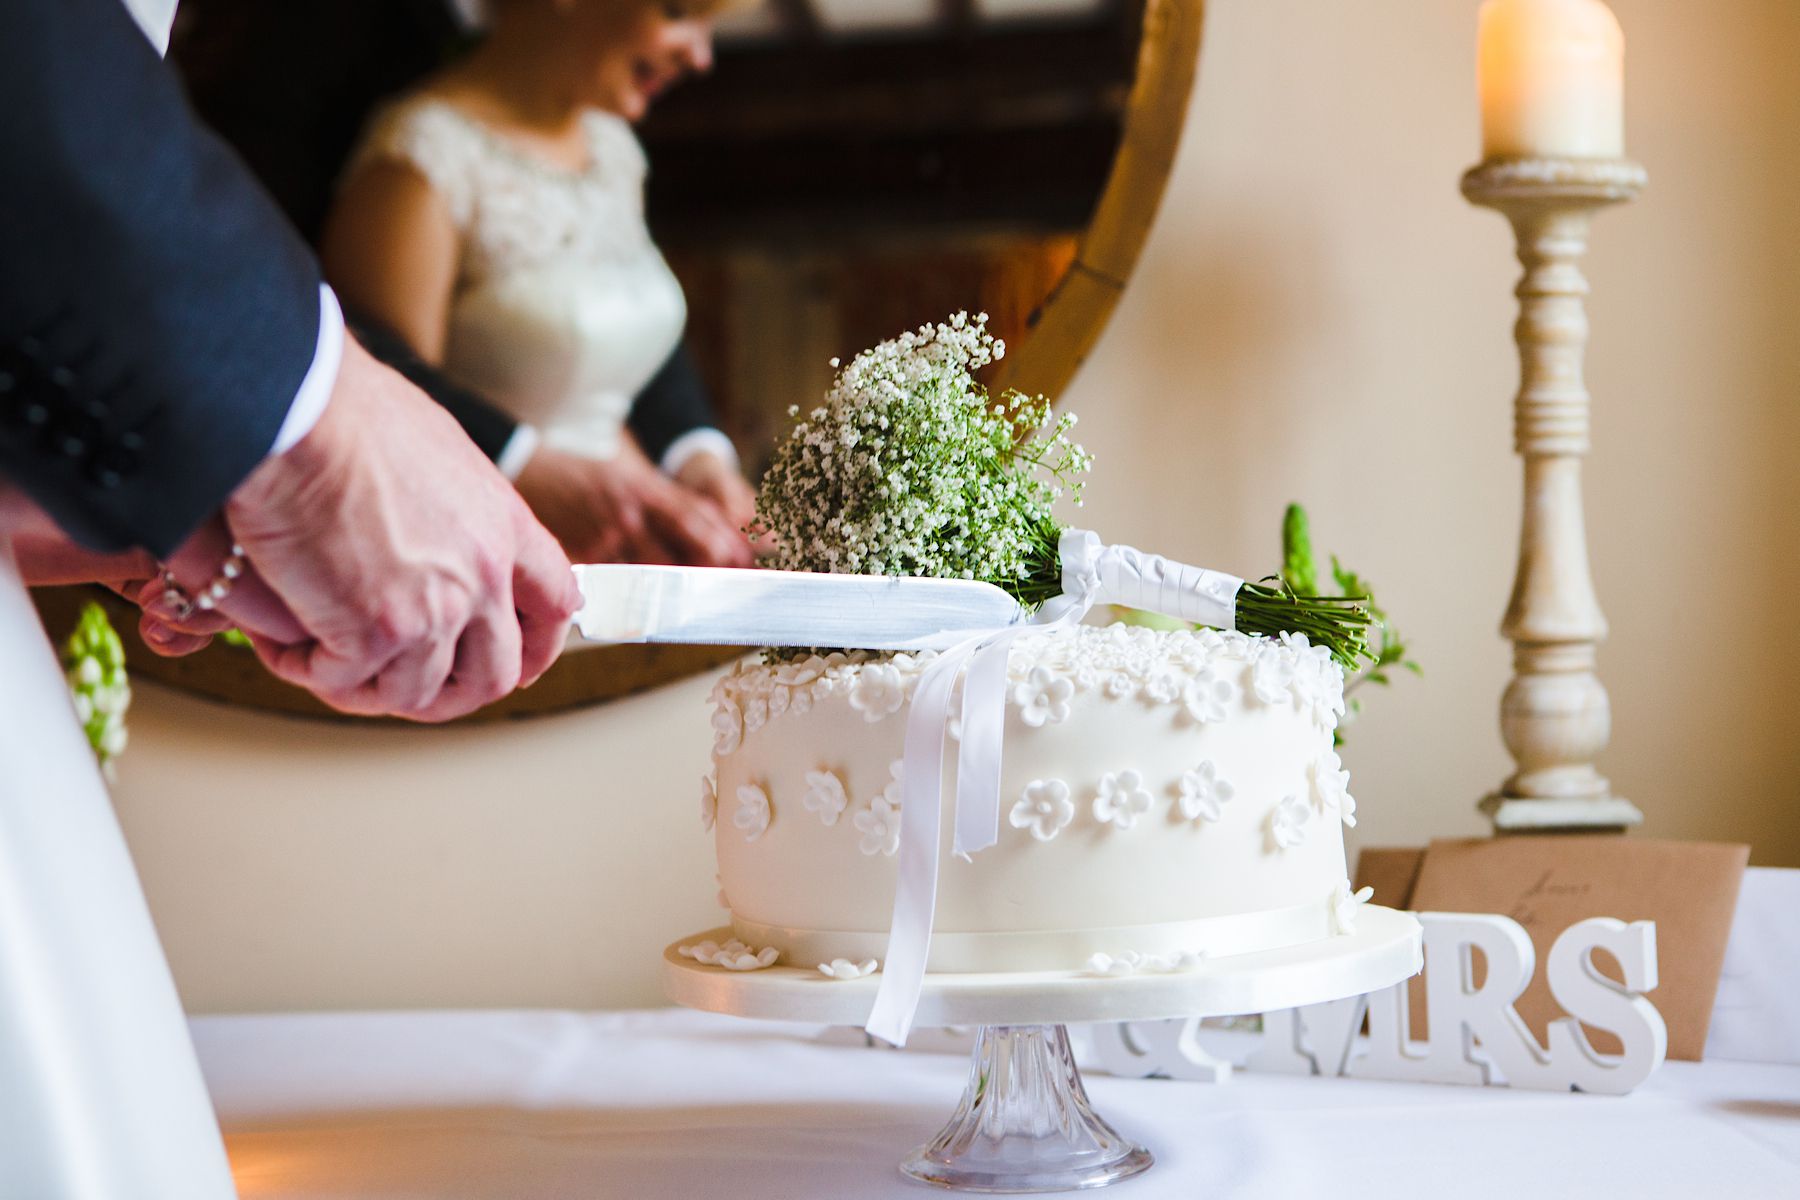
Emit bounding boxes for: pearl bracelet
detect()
[160,543,246,623]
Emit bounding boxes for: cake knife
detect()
[571,564,1031,651]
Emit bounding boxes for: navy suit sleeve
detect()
[0,0,324,557]
[626,341,722,466]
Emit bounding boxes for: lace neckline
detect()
[415,97,616,183]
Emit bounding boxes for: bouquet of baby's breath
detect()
[753,313,1377,668]
[754,313,1087,607]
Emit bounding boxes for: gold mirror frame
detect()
[33,0,1203,723]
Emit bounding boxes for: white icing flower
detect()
[1178,761,1235,823]
[1085,951,1139,977]
[678,937,779,971]
[700,774,717,832]
[734,783,771,842]
[768,685,791,719]
[818,958,879,980]
[1331,880,1375,935]
[1270,793,1310,850]
[1142,670,1180,705]
[849,664,907,722]
[1084,949,1207,977]
[1181,666,1236,724]
[717,945,781,971]
[790,687,814,715]
[773,657,825,687]
[1013,667,1075,727]
[1103,672,1137,700]
[1252,645,1296,706]
[711,695,743,756]
[883,758,906,806]
[803,769,849,826]
[715,873,729,909]
[1310,750,1355,827]
[1010,779,1075,842]
[1093,769,1155,830]
[853,794,903,856]
[743,694,769,734]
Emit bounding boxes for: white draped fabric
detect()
[0,543,235,1199]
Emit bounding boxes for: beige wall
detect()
[111,0,1800,1014]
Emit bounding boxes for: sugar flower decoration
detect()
[711,695,743,757]
[678,938,780,971]
[1310,750,1355,826]
[1010,778,1075,842]
[854,794,903,857]
[700,773,717,832]
[1177,760,1235,823]
[1093,769,1155,831]
[802,769,849,827]
[1331,880,1375,935]
[818,958,879,980]
[1252,645,1296,706]
[1084,949,1206,977]
[1013,666,1074,727]
[734,783,771,842]
[743,694,769,734]
[1270,793,1310,850]
[882,758,906,807]
[849,663,907,722]
[1182,666,1236,724]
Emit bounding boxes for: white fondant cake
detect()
[703,623,1361,977]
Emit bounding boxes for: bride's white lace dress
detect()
[347,97,688,461]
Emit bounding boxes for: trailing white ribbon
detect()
[864,529,1245,1045]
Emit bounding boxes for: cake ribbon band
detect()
[865,529,1244,1046]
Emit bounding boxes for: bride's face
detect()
[578,3,716,122]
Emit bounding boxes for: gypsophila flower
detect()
[752,313,1090,612]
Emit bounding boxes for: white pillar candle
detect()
[1478,0,1624,160]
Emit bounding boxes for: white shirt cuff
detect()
[495,425,542,480]
[269,285,344,458]
[660,428,739,478]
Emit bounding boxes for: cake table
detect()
[665,905,1422,1193]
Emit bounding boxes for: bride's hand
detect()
[673,450,759,545]
[516,442,753,568]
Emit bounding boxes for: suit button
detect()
[24,403,48,427]
[60,435,85,458]
[0,369,14,394]
[119,431,144,452]
[94,467,123,490]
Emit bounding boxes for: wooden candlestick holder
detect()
[1461,157,1647,832]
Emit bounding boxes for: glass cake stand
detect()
[663,905,1422,1194]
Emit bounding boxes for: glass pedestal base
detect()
[900,1024,1153,1193]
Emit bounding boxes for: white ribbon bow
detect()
[863,529,1244,1045]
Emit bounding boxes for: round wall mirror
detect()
[33,0,1204,721]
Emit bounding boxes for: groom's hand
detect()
[216,337,580,721]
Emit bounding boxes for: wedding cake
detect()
[700,622,1364,978]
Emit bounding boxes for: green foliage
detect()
[61,601,130,777]
[1278,504,1420,742]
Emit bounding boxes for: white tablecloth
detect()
[194,1006,1800,1199]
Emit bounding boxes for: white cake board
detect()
[663,905,1422,1028]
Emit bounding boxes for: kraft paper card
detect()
[1406,836,1747,1062]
